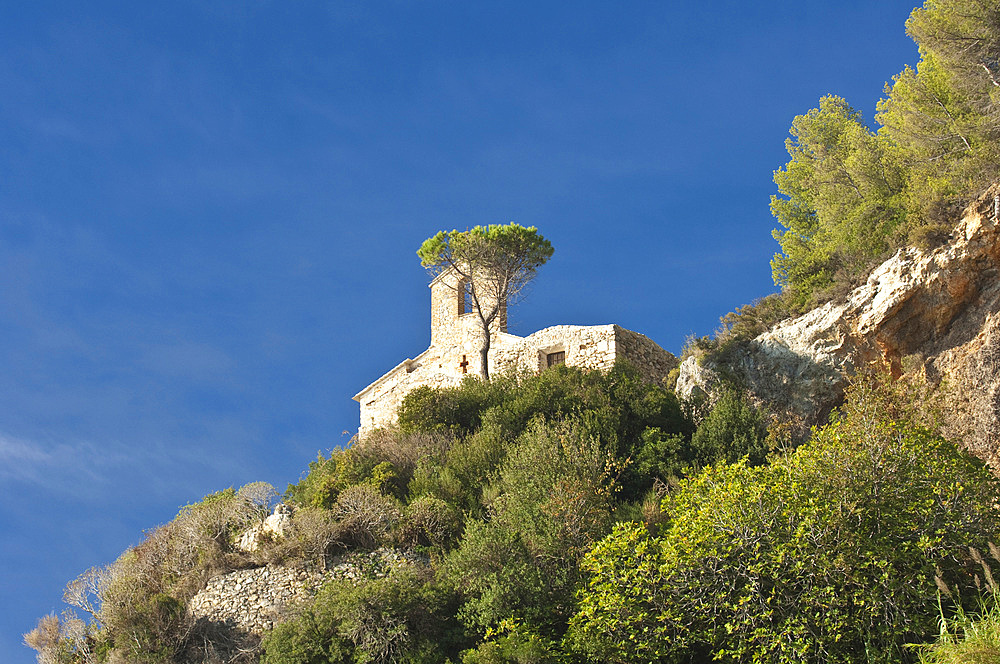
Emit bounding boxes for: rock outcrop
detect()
[237,503,294,553]
[677,185,1000,465]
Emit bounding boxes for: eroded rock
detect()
[677,185,1000,462]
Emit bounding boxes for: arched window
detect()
[458,279,475,315]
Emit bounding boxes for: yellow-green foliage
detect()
[771,1,1000,310]
[569,374,1000,664]
[460,620,564,664]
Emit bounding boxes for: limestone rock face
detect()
[264,503,293,539]
[237,504,295,553]
[676,186,1000,463]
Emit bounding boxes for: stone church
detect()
[353,267,677,434]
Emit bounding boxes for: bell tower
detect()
[428,267,507,348]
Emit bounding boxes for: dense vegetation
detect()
[25,1,1000,663]
[570,375,1000,663]
[684,0,1000,360]
[26,363,1000,664]
[771,0,1000,312]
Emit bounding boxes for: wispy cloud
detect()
[0,428,257,503]
[0,434,51,464]
[0,433,123,490]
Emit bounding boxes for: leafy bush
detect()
[445,418,620,635]
[287,430,452,508]
[713,293,793,347]
[331,484,403,549]
[398,377,514,436]
[460,620,565,664]
[261,566,466,664]
[444,520,552,635]
[690,388,769,467]
[394,495,463,550]
[405,363,693,508]
[407,456,468,508]
[909,222,954,250]
[570,374,1000,663]
[632,428,691,484]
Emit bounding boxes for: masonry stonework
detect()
[354,268,677,435]
[188,550,424,636]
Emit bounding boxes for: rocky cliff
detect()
[677,185,1000,466]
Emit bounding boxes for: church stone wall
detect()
[355,268,677,436]
[613,326,678,385]
[491,324,677,384]
[357,323,678,436]
[491,324,619,374]
[356,353,462,435]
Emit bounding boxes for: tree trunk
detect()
[480,330,491,380]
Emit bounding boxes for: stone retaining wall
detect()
[188,549,424,635]
[189,564,326,635]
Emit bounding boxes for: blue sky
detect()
[1,2,920,661]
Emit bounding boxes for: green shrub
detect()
[633,427,691,484]
[262,606,352,664]
[261,566,466,664]
[294,450,405,509]
[398,377,513,435]
[445,419,620,634]
[444,520,551,634]
[690,388,769,467]
[395,495,463,550]
[715,293,793,343]
[288,430,453,508]
[407,457,467,508]
[461,620,565,664]
[431,426,510,514]
[909,222,954,250]
[570,375,1000,664]
[400,363,693,507]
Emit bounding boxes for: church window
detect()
[459,279,475,315]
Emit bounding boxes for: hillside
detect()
[24,1,1000,663]
[24,188,1000,661]
[24,354,1000,664]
